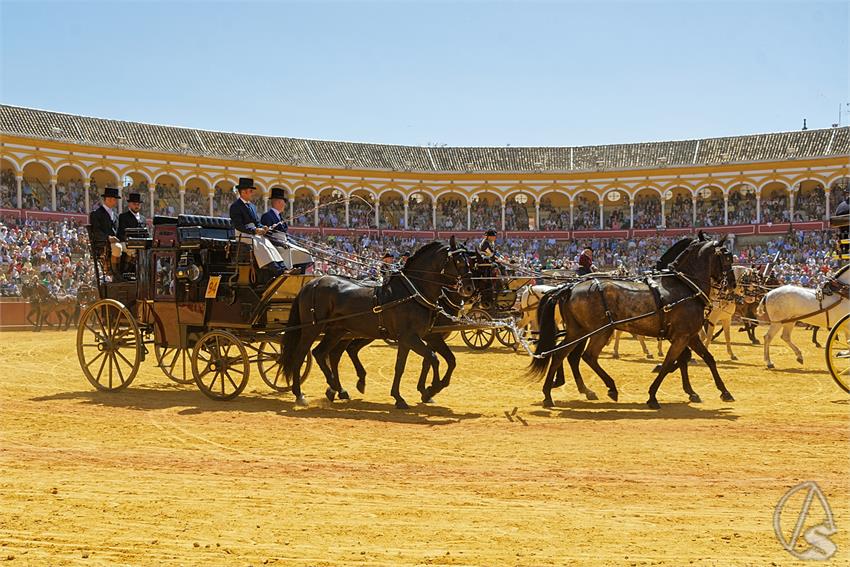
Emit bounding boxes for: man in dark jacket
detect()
[260,187,288,236]
[228,177,286,274]
[89,186,123,277]
[576,247,596,276]
[117,192,146,241]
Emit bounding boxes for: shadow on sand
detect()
[31,386,481,426]
[529,399,739,421]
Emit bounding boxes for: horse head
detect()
[668,238,736,292]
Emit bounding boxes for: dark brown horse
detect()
[280,238,478,409]
[530,237,736,409]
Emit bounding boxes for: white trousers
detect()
[236,232,284,268]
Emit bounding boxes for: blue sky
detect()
[1,1,848,147]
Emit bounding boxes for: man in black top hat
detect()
[380,250,395,282]
[260,187,288,235]
[89,186,125,276]
[228,177,286,274]
[118,192,146,241]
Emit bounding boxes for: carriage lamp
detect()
[176,262,202,282]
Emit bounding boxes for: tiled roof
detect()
[2,104,848,173]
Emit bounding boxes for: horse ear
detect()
[697,230,707,241]
[450,235,457,250]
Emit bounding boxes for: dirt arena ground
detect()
[1,328,847,566]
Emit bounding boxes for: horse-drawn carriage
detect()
[458,273,534,350]
[825,213,850,393]
[77,215,314,400]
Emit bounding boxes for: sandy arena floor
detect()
[0,328,847,566]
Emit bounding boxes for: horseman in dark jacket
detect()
[89,186,124,277]
[229,178,286,274]
[117,192,146,241]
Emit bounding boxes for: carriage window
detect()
[155,255,175,297]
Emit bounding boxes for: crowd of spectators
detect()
[572,195,599,230]
[0,216,94,297]
[632,194,661,229]
[407,196,432,230]
[727,190,758,225]
[504,199,531,230]
[436,196,467,230]
[761,191,790,224]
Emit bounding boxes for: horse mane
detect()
[668,238,711,272]
[656,237,694,270]
[403,241,445,266]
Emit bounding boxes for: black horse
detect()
[530,237,736,409]
[281,238,477,409]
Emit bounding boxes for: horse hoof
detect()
[295,395,308,407]
[338,389,350,401]
[731,355,738,361]
[766,362,775,369]
[646,354,654,360]
[543,398,555,409]
[607,389,618,402]
[652,364,662,373]
[721,392,735,402]
[753,340,760,345]
[689,393,702,403]
[395,399,410,410]
[325,388,336,402]
[356,379,366,394]
[421,396,434,404]
[796,357,804,365]
[585,390,599,401]
[647,399,661,410]
[552,377,565,388]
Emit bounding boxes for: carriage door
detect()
[151,251,180,348]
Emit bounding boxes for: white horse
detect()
[517,284,559,333]
[610,330,662,359]
[758,265,850,368]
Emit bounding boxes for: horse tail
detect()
[281,294,305,382]
[527,288,566,379]
[756,296,769,323]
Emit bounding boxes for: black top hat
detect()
[270,187,287,201]
[101,187,121,199]
[234,177,256,192]
[127,192,142,203]
[485,229,498,236]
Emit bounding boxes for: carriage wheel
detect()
[257,341,312,392]
[461,309,495,350]
[192,331,250,401]
[77,299,141,391]
[825,313,850,394]
[154,330,193,384]
[495,323,518,348]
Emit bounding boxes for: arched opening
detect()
[470,191,501,231]
[407,191,433,230]
[57,165,86,213]
[349,189,376,228]
[665,186,692,228]
[184,177,210,215]
[0,158,17,208]
[90,169,119,212]
[632,188,662,229]
[506,192,534,230]
[22,162,51,211]
[760,182,789,224]
[829,177,849,214]
[153,174,180,216]
[318,187,345,228]
[727,183,757,225]
[122,172,149,193]
[538,191,570,230]
[793,180,825,222]
[292,187,315,227]
[572,190,600,230]
[212,180,235,217]
[695,185,724,227]
[379,190,404,229]
[436,192,467,230]
[603,189,629,230]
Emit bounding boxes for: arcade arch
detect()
[22,161,51,211]
[632,188,662,229]
[602,189,629,230]
[572,190,600,230]
[726,183,758,225]
[760,181,789,224]
[505,192,534,230]
[56,164,87,213]
[694,185,724,227]
[470,191,502,231]
[538,190,570,230]
[436,191,468,230]
[379,189,404,230]
[664,186,693,229]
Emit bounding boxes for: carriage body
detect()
[78,214,315,400]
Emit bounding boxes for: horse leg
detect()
[311,331,347,401]
[580,331,619,401]
[688,336,735,402]
[780,323,804,365]
[674,348,701,403]
[553,337,581,389]
[647,336,690,409]
[290,329,323,406]
[392,335,434,409]
[635,333,652,359]
[611,330,620,359]
[416,340,439,403]
[723,317,737,361]
[424,336,455,400]
[812,326,820,348]
[763,323,781,368]
[326,338,353,400]
[344,338,372,394]
[657,338,664,358]
[566,338,597,400]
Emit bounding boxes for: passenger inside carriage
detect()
[228,177,288,277]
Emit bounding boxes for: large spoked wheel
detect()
[77,299,142,391]
[256,340,312,392]
[461,308,495,350]
[154,325,193,385]
[192,331,250,401]
[826,313,850,394]
[495,322,518,348]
